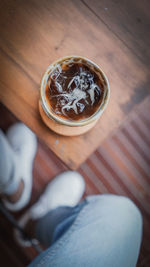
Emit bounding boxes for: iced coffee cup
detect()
[39,56,110,136]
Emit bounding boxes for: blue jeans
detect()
[29,195,142,267]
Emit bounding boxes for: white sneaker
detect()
[2,123,37,211]
[14,171,85,247]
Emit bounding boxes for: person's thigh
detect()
[29,194,142,267]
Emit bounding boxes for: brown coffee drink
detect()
[40,56,110,136]
[45,59,105,121]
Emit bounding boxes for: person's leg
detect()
[34,201,86,248]
[15,171,85,247]
[0,124,37,211]
[29,195,142,267]
[0,129,20,195]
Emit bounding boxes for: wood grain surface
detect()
[0,0,149,169]
[83,0,150,67]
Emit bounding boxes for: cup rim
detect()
[40,55,110,127]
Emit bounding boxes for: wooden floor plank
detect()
[83,0,150,67]
[115,130,150,178]
[112,135,150,184]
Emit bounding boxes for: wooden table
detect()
[0,0,149,169]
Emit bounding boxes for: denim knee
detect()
[86,194,143,232]
[110,195,142,226]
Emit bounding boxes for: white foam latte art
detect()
[48,62,102,118]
